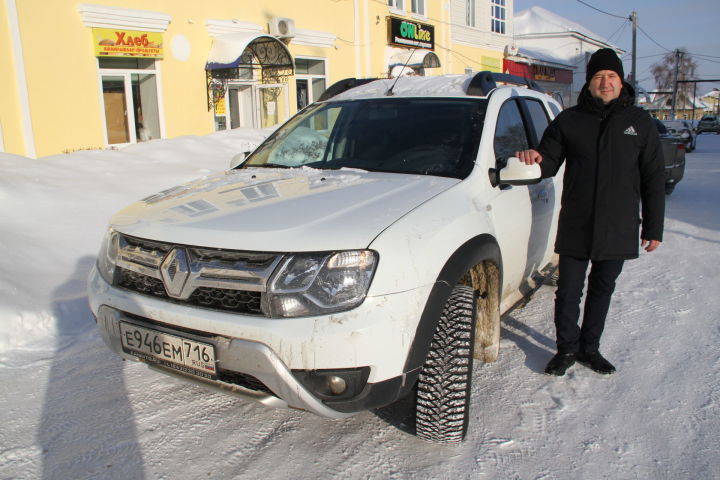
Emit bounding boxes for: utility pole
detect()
[670,49,682,120]
[630,11,637,96]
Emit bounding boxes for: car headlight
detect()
[266,250,378,318]
[97,229,120,285]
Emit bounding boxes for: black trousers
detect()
[554,255,625,354]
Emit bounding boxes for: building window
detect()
[295,58,327,110]
[98,57,161,145]
[411,0,425,15]
[491,0,506,34]
[388,0,404,10]
[466,0,476,27]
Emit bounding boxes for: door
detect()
[100,71,161,145]
[519,97,557,273]
[101,76,131,144]
[228,85,254,129]
[256,84,288,128]
[487,96,535,295]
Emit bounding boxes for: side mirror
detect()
[492,157,542,187]
[229,151,251,169]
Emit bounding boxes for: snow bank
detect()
[0,128,270,353]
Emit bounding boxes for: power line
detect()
[693,57,720,66]
[691,53,720,59]
[637,25,672,53]
[575,0,628,19]
[606,19,629,44]
[635,53,667,60]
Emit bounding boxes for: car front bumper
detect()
[88,265,430,416]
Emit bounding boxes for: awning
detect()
[205,32,293,71]
[388,48,441,69]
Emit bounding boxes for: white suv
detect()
[89,72,563,443]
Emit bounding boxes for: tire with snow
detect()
[415,284,476,443]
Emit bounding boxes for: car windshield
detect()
[240,98,487,179]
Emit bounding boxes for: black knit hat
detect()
[586,48,624,82]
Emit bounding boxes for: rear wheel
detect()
[415,285,476,443]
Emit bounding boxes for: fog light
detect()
[327,375,347,395]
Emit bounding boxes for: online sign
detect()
[388,17,435,50]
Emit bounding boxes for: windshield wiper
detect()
[243,163,294,169]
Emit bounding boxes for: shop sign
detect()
[388,17,434,50]
[93,28,163,58]
[214,96,226,115]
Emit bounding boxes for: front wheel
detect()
[665,183,676,195]
[415,285,476,443]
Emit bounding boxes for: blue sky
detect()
[512,0,720,95]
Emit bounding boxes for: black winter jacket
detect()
[537,83,665,260]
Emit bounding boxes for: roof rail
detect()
[317,77,380,101]
[466,71,544,96]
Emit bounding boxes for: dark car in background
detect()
[654,118,686,195]
[696,115,720,134]
[662,119,696,152]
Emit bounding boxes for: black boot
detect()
[544,353,576,376]
[576,350,616,374]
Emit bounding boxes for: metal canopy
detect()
[206,33,293,71]
[205,33,294,111]
[388,48,441,69]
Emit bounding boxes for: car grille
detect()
[114,234,282,316]
[217,369,274,395]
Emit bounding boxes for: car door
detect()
[485,94,535,297]
[517,96,557,275]
[485,92,558,300]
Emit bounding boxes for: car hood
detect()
[110,167,459,252]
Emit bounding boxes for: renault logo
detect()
[160,248,191,298]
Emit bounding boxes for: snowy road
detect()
[1,132,719,479]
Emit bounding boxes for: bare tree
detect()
[651,49,698,108]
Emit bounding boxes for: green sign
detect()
[388,17,435,50]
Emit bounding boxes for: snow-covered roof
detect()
[514,6,612,46]
[645,94,710,111]
[512,46,575,69]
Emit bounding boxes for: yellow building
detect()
[1,0,512,158]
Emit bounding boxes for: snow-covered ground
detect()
[1,130,718,480]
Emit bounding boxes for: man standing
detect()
[517,48,665,376]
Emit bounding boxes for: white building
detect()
[513,6,623,104]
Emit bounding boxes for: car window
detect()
[523,98,550,148]
[494,100,529,166]
[548,102,561,117]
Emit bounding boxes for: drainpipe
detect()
[353,0,362,78]
[6,0,36,158]
[363,0,371,77]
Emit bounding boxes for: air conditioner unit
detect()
[505,44,519,56]
[269,17,296,39]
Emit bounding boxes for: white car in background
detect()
[89,72,563,443]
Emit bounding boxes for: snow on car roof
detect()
[330,74,481,100]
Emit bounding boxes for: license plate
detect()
[120,322,217,380]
